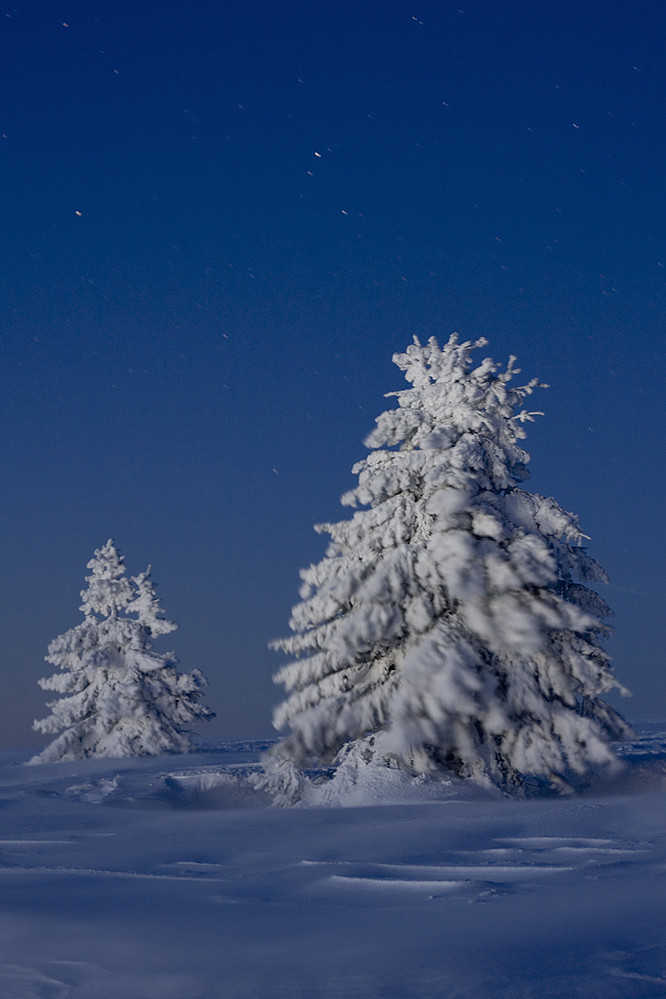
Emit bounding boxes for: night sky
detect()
[2,1,665,750]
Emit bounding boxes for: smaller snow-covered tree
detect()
[30,540,213,763]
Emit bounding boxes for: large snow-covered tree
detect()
[31,540,214,763]
[271,335,630,792]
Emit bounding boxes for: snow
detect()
[2,726,666,997]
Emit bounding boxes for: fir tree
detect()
[271,335,630,792]
[30,540,214,763]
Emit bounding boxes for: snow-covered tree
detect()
[30,540,214,763]
[271,335,630,793]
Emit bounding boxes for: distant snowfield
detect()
[1,727,666,999]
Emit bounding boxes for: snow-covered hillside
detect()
[1,726,666,998]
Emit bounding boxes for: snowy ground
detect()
[1,727,666,998]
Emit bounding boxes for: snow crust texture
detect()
[272,335,630,793]
[1,728,665,998]
[31,540,213,763]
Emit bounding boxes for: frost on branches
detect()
[271,335,630,793]
[30,540,214,764]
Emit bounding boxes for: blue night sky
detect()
[2,1,665,749]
